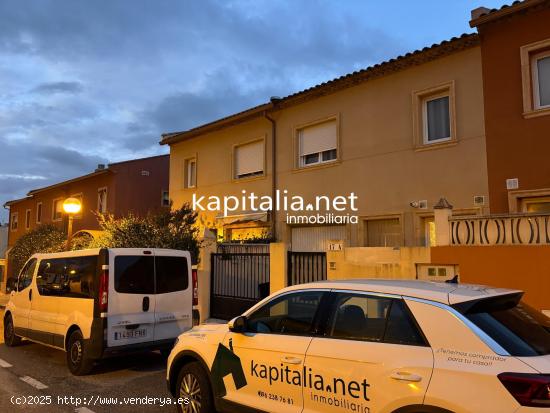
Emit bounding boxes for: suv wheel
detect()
[66,330,94,376]
[176,362,214,413]
[4,313,22,347]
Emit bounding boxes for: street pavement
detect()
[0,311,177,413]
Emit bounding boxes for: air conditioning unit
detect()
[141,170,150,176]
[473,195,485,206]
[506,178,519,190]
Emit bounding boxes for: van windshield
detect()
[457,294,550,356]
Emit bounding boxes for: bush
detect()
[9,224,66,276]
[90,204,202,264]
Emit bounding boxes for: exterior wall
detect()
[478,7,550,212]
[169,46,488,247]
[0,224,7,257]
[431,245,550,312]
[327,247,430,280]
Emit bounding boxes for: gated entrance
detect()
[287,251,327,286]
[210,250,270,320]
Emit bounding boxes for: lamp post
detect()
[63,197,82,249]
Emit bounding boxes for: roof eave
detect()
[469,0,547,27]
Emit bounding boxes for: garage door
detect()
[291,225,346,252]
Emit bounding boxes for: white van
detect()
[4,248,197,375]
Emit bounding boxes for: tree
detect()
[90,203,202,264]
[9,224,66,277]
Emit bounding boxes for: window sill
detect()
[292,159,341,174]
[523,107,550,119]
[231,174,267,184]
[414,139,457,152]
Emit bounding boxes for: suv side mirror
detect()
[228,316,247,333]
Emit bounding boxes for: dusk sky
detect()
[0,0,506,223]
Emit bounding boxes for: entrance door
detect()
[107,249,156,347]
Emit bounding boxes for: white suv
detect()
[4,248,196,375]
[167,279,550,413]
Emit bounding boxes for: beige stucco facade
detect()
[168,43,488,248]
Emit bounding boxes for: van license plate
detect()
[114,329,147,340]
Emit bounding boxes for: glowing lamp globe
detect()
[62,197,82,215]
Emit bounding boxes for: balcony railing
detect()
[449,213,550,245]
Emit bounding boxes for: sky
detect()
[0,0,506,223]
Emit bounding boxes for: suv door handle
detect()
[28,289,32,301]
[281,356,302,365]
[142,296,150,312]
[390,371,422,382]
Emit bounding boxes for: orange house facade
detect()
[4,155,170,254]
[471,0,550,213]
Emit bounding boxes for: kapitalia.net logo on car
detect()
[251,360,371,413]
[192,189,360,224]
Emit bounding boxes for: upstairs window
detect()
[533,52,550,109]
[424,95,451,143]
[298,119,338,167]
[25,209,31,230]
[184,158,197,188]
[52,198,63,221]
[97,188,108,214]
[234,140,264,179]
[10,212,18,231]
[36,202,43,224]
[161,190,170,207]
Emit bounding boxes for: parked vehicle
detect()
[4,248,197,375]
[167,279,550,413]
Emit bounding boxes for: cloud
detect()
[31,81,83,94]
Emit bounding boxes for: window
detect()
[17,258,37,291]
[25,209,31,230]
[161,191,170,207]
[533,52,550,109]
[460,295,550,356]
[184,158,197,188]
[328,293,426,346]
[52,198,63,221]
[114,256,155,294]
[36,202,42,224]
[97,188,107,214]
[36,256,97,298]
[155,256,189,294]
[424,95,451,143]
[246,290,324,335]
[298,119,338,167]
[413,82,455,148]
[423,217,436,247]
[522,196,550,213]
[364,218,402,247]
[234,140,264,179]
[10,212,18,231]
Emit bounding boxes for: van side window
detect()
[37,256,97,298]
[114,256,155,294]
[155,256,189,294]
[18,258,37,291]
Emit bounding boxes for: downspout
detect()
[264,102,278,241]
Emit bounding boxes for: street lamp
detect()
[63,197,82,249]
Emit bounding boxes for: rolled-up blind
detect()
[299,120,337,156]
[235,140,264,177]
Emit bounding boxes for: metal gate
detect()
[210,252,270,320]
[287,252,327,286]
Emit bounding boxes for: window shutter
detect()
[299,120,337,156]
[235,141,264,177]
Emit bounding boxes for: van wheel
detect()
[66,330,94,376]
[176,362,214,413]
[4,314,22,347]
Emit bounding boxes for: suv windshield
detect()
[457,293,550,356]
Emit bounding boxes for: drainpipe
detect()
[264,100,278,242]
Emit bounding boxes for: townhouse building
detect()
[162,34,488,252]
